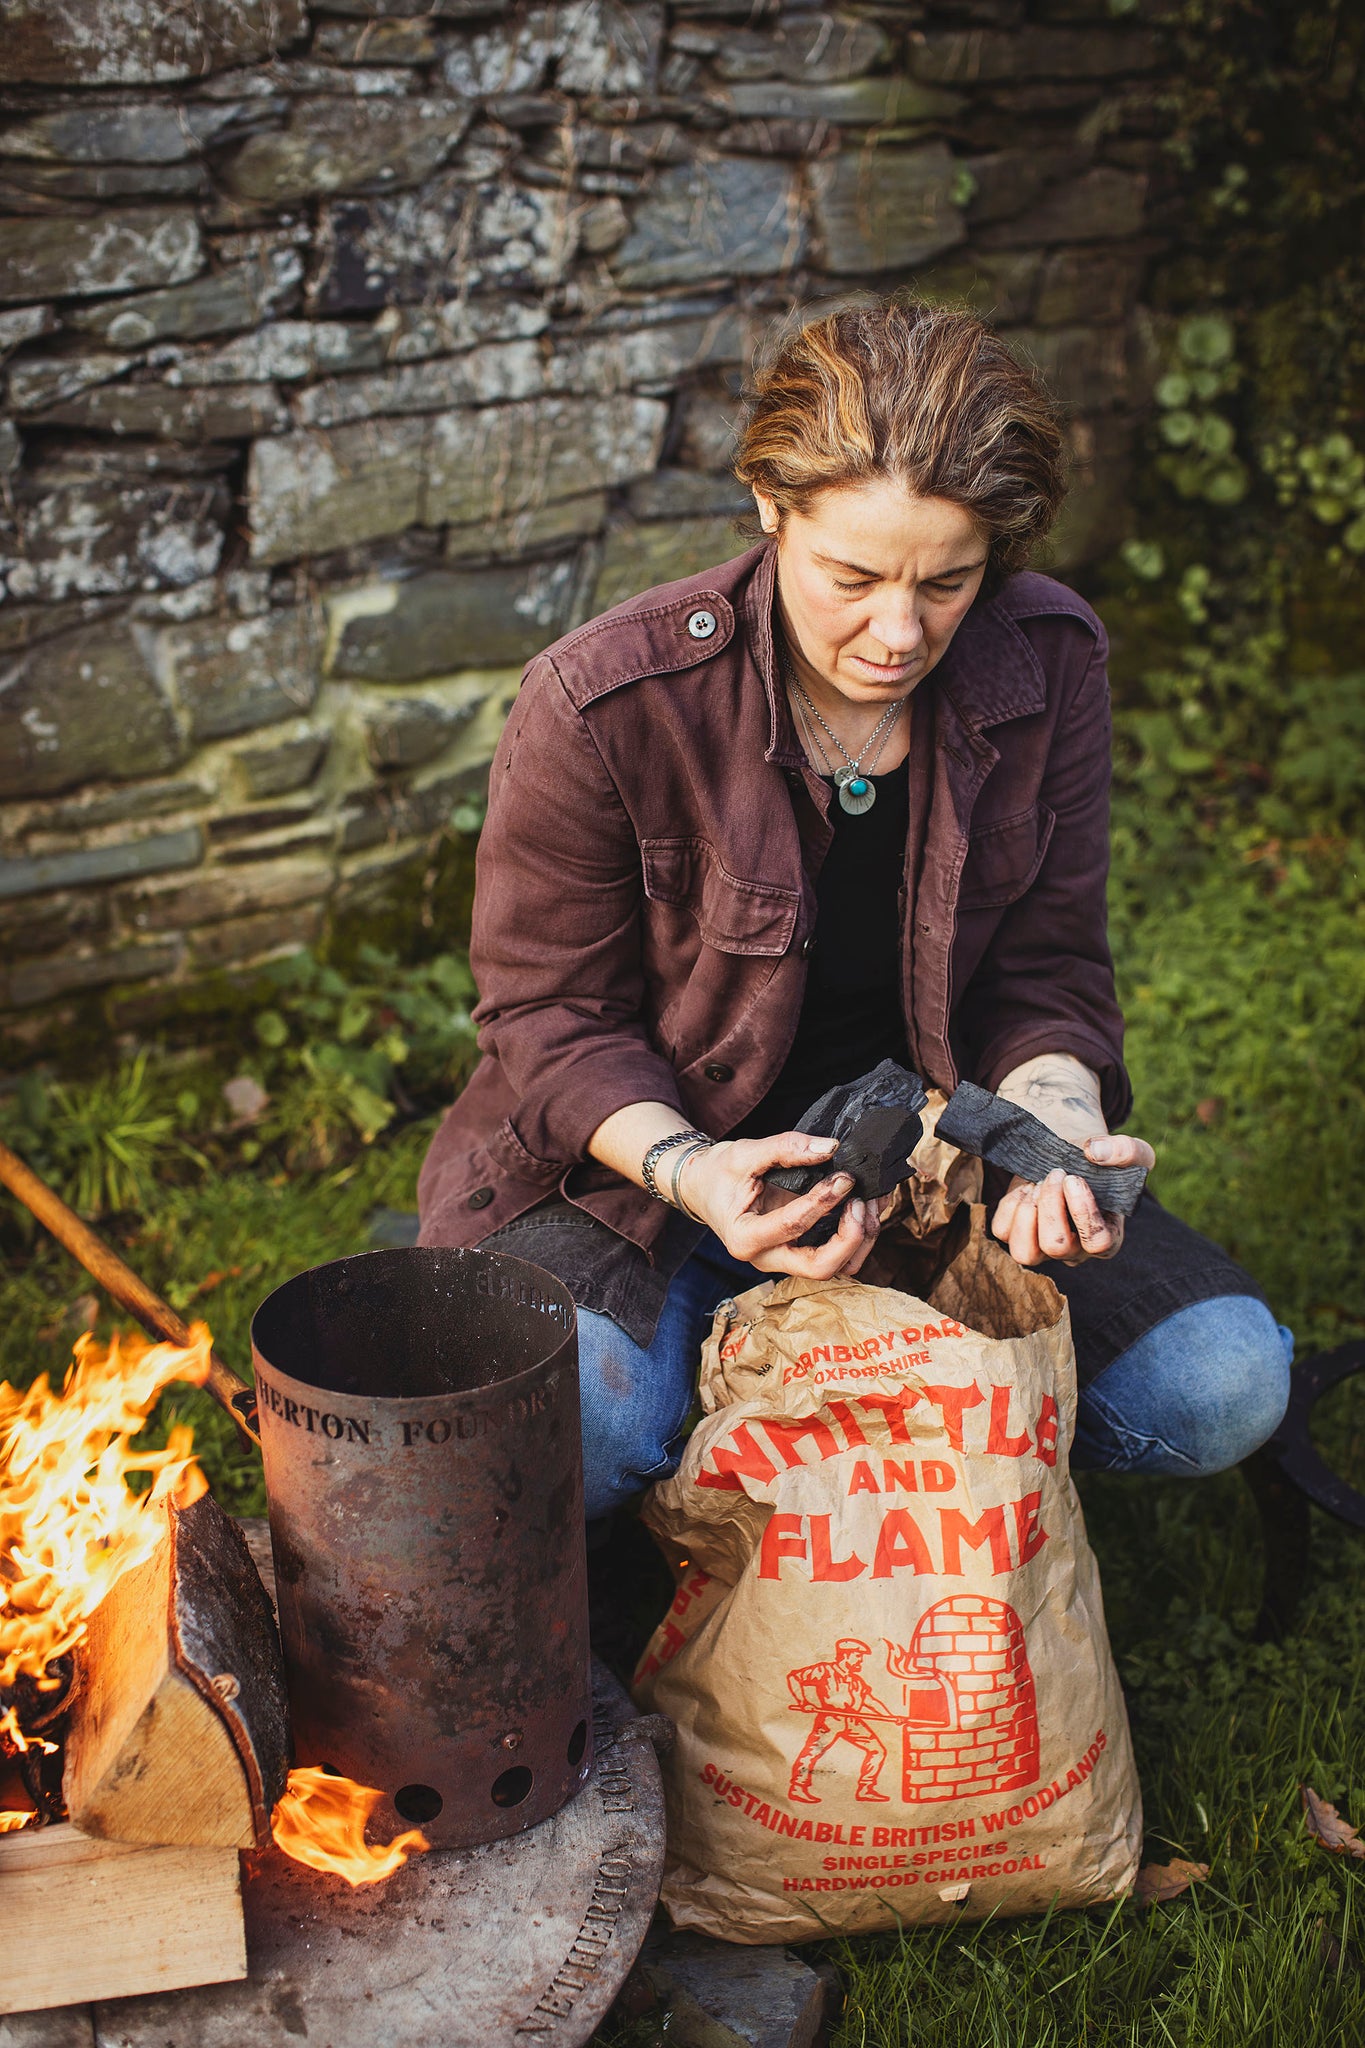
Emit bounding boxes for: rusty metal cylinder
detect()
[250,1246,592,1850]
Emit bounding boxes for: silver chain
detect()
[783,656,902,784]
[790,691,836,775]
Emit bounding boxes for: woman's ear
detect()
[752,488,781,537]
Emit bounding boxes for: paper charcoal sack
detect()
[635,1206,1141,1942]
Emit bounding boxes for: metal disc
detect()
[838,779,876,815]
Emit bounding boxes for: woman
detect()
[419,300,1291,1520]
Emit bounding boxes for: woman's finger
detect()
[1005,1184,1043,1267]
[1073,1207,1126,1262]
[732,1172,854,1256]
[751,1192,867,1275]
[841,1209,882,1276]
[731,1130,840,1177]
[755,1199,873,1280]
[990,1179,1029,1243]
[1085,1133,1156,1172]
[1062,1174,1114,1256]
[1035,1170,1081,1260]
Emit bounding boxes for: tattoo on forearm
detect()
[995,1054,1107,1147]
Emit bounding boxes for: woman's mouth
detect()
[848,652,920,683]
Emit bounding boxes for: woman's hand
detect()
[990,1133,1156,1267]
[678,1131,880,1279]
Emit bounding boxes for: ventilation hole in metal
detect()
[394,1783,443,1823]
[491,1765,534,1808]
[567,1720,588,1767]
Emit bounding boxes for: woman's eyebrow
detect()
[924,560,989,580]
[814,553,989,580]
[813,551,884,578]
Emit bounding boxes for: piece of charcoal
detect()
[935,1080,1147,1216]
[763,1059,928,1246]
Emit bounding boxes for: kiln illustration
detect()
[785,1596,1039,1805]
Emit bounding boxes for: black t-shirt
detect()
[735,762,910,1138]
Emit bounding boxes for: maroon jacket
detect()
[418,541,1128,1266]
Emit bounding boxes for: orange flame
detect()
[0,1322,212,1716]
[271,1766,430,1886]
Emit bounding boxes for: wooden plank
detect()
[63,1495,289,1851]
[0,1825,245,2016]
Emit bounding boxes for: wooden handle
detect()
[0,1138,260,1446]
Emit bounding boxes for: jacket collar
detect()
[931,586,1050,732]
[743,540,808,768]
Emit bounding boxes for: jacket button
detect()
[703,1061,733,1083]
[801,935,816,958]
[687,609,717,640]
[468,1187,495,1209]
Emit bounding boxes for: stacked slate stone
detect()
[0,0,1165,1023]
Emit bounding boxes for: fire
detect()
[0,1321,213,1818]
[271,1766,430,1886]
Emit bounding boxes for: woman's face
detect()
[756,476,990,706]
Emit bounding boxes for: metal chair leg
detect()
[1242,1341,1365,1642]
[1242,1442,1312,1642]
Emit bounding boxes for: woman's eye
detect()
[833,577,874,593]
[926,581,966,597]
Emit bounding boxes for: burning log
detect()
[63,1489,290,1851]
[2,1319,288,1850]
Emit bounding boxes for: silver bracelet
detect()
[669,1138,711,1222]
[641,1127,709,1202]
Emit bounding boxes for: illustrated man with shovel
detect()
[787,1638,894,1805]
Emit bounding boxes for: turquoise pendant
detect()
[838,775,875,816]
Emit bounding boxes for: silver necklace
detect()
[784,659,903,815]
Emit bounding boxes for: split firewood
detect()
[0,1822,245,2017]
[63,1489,290,1850]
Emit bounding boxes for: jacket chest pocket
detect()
[958,802,1056,911]
[642,836,799,958]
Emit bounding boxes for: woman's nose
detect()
[868,600,924,656]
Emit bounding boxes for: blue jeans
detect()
[576,1233,1293,1521]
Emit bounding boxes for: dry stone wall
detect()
[0,0,1169,1025]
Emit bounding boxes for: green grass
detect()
[3,831,1364,2046]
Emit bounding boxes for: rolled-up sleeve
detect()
[469,656,684,1167]
[956,629,1132,1126]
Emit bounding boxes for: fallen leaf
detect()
[1134,1858,1209,1906]
[192,1266,242,1300]
[1303,1786,1365,1859]
[223,1074,270,1126]
[1195,1097,1223,1127]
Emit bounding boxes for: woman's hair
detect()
[734,299,1067,578]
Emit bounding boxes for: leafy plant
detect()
[237,946,480,1167]
[0,1053,195,1220]
[1261,430,1365,553]
[261,1045,397,1174]
[1154,315,1249,506]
